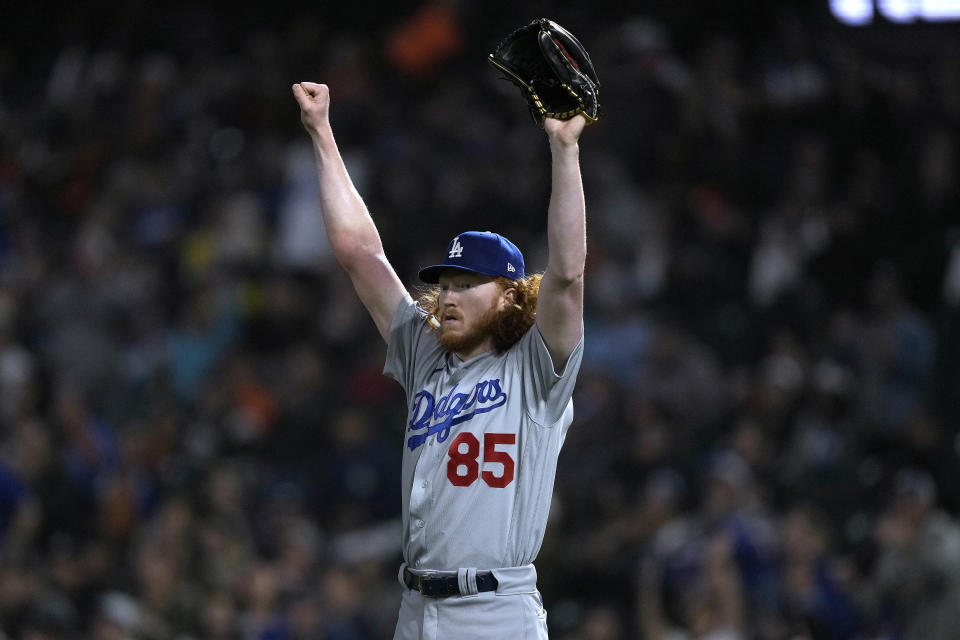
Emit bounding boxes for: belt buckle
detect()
[417,574,437,598]
[420,575,440,598]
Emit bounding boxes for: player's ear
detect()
[501,287,517,308]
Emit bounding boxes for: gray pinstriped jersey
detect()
[383,297,583,571]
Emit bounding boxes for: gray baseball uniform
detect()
[384,296,584,639]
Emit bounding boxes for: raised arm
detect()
[292,82,408,341]
[536,115,587,370]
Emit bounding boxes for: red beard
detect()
[438,304,504,355]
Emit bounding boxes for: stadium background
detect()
[1,1,960,638]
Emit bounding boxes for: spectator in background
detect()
[857,264,937,439]
[642,451,775,639]
[639,537,745,640]
[868,469,960,640]
[777,504,861,640]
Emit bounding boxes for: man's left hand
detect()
[544,114,586,147]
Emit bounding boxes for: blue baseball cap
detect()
[418,231,525,284]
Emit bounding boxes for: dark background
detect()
[1,1,960,638]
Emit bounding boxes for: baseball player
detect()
[292,80,587,639]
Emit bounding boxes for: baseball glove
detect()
[488,18,601,125]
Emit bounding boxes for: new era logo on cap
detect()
[418,231,525,284]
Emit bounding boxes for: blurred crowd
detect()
[2,1,960,638]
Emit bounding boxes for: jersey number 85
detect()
[447,432,516,488]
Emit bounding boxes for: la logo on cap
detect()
[417,230,525,284]
[448,237,464,258]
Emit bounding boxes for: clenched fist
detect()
[292,82,330,136]
[544,114,586,149]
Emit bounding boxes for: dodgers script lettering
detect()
[407,379,507,450]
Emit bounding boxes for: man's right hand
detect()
[292,82,330,136]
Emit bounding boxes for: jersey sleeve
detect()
[515,324,585,426]
[382,296,430,394]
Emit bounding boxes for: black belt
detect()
[403,567,498,598]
